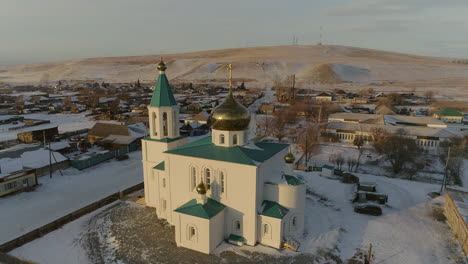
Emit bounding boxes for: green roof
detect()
[260,200,289,219]
[143,136,186,143]
[284,174,303,186]
[323,164,334,170]
[174,198,226,219]
[435,108,463,117]
[165,136,288,166]
[228,234,245,243]
[150,73,177,107]
[154,161,165,171]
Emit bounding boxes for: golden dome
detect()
[208,90,251,131]
[284,152,295,164]
[157,60,166,72]
[196,182,207,195]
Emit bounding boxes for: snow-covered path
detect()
[0,151,143,244]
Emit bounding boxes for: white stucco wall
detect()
[209,209,226,252]
[174,213,211,254]
[142,137,187,209]
[262,182,305,239]
[257,215,282,248]
[166,154,258,246]
[211,129,246,147]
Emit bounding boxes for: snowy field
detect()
[0,111,95,142]
[0,151,142,245]
[9,170,466,264]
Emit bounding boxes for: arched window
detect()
[291,216,297,230]
[162,199,167,211]
[152,112,157,136]
[188,226,197,241]
[205,168,211,189]
[162,178,166,188]
[173,110,178,136]
[263,224,269,236]
[162,112,168,136]
[233,134,238,145]
[190,167,197,190]
[220,134,225,144]
[219,171,225,193]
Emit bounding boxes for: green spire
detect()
[150,61,177,107]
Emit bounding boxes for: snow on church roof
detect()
[164,136,288,166]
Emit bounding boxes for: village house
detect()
[315,92,333,102]
[0,158,37,197]
[17,126,59,143]
[433,108,464,124]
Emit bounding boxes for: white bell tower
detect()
[148,60,180,140]
[142,60,187,209]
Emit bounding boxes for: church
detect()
[142,61,306,254]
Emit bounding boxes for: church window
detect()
[236,221,241,231]
[162,199,167,211]
[233,134,238,145]
[220,134,225,144]
[263,224,269,236]
[291,216,297,230]
[162,178,166,188]
[163,112,168,136]
[173,110,177,136]
[188,226,196,241]
[152,112,157,136]
[220,171,225,193]
[205,168,211,189]
[191,167,197,190]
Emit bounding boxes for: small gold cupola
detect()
[284,151,295,164]
[196,181,207,195]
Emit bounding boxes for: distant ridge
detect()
[1,45,468,87]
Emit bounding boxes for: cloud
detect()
[322,0,468,16]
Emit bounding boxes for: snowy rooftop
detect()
[21,148,68,169]
[0,158,23,178]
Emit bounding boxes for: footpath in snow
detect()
[0,151,143,245]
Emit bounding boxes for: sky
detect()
[1,0,468,65]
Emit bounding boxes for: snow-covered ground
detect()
[9,169,465,263]
[10,202,119,264]
[0,111,95,142]
[0,151,142,245]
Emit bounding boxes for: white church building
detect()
[142,61,305,254]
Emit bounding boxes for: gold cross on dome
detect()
[228,63,232,90]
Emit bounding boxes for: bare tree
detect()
[439,136,467,186]
[298,125,319,167]
[329,153,344,170]
[271,110,288,141]
[353,135,365,172]
[371,129,420,174]
[424,90,434,105]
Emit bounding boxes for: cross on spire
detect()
[228,63,233,93]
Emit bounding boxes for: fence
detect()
[70,143,138,170]
[0,182,144,253]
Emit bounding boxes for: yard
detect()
[9,170,466,264]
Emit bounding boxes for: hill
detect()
[1,45,468,91]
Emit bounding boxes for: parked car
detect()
[116,154,129,161]
[354,205,382,216]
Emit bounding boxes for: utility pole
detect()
[49,141,52,179]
